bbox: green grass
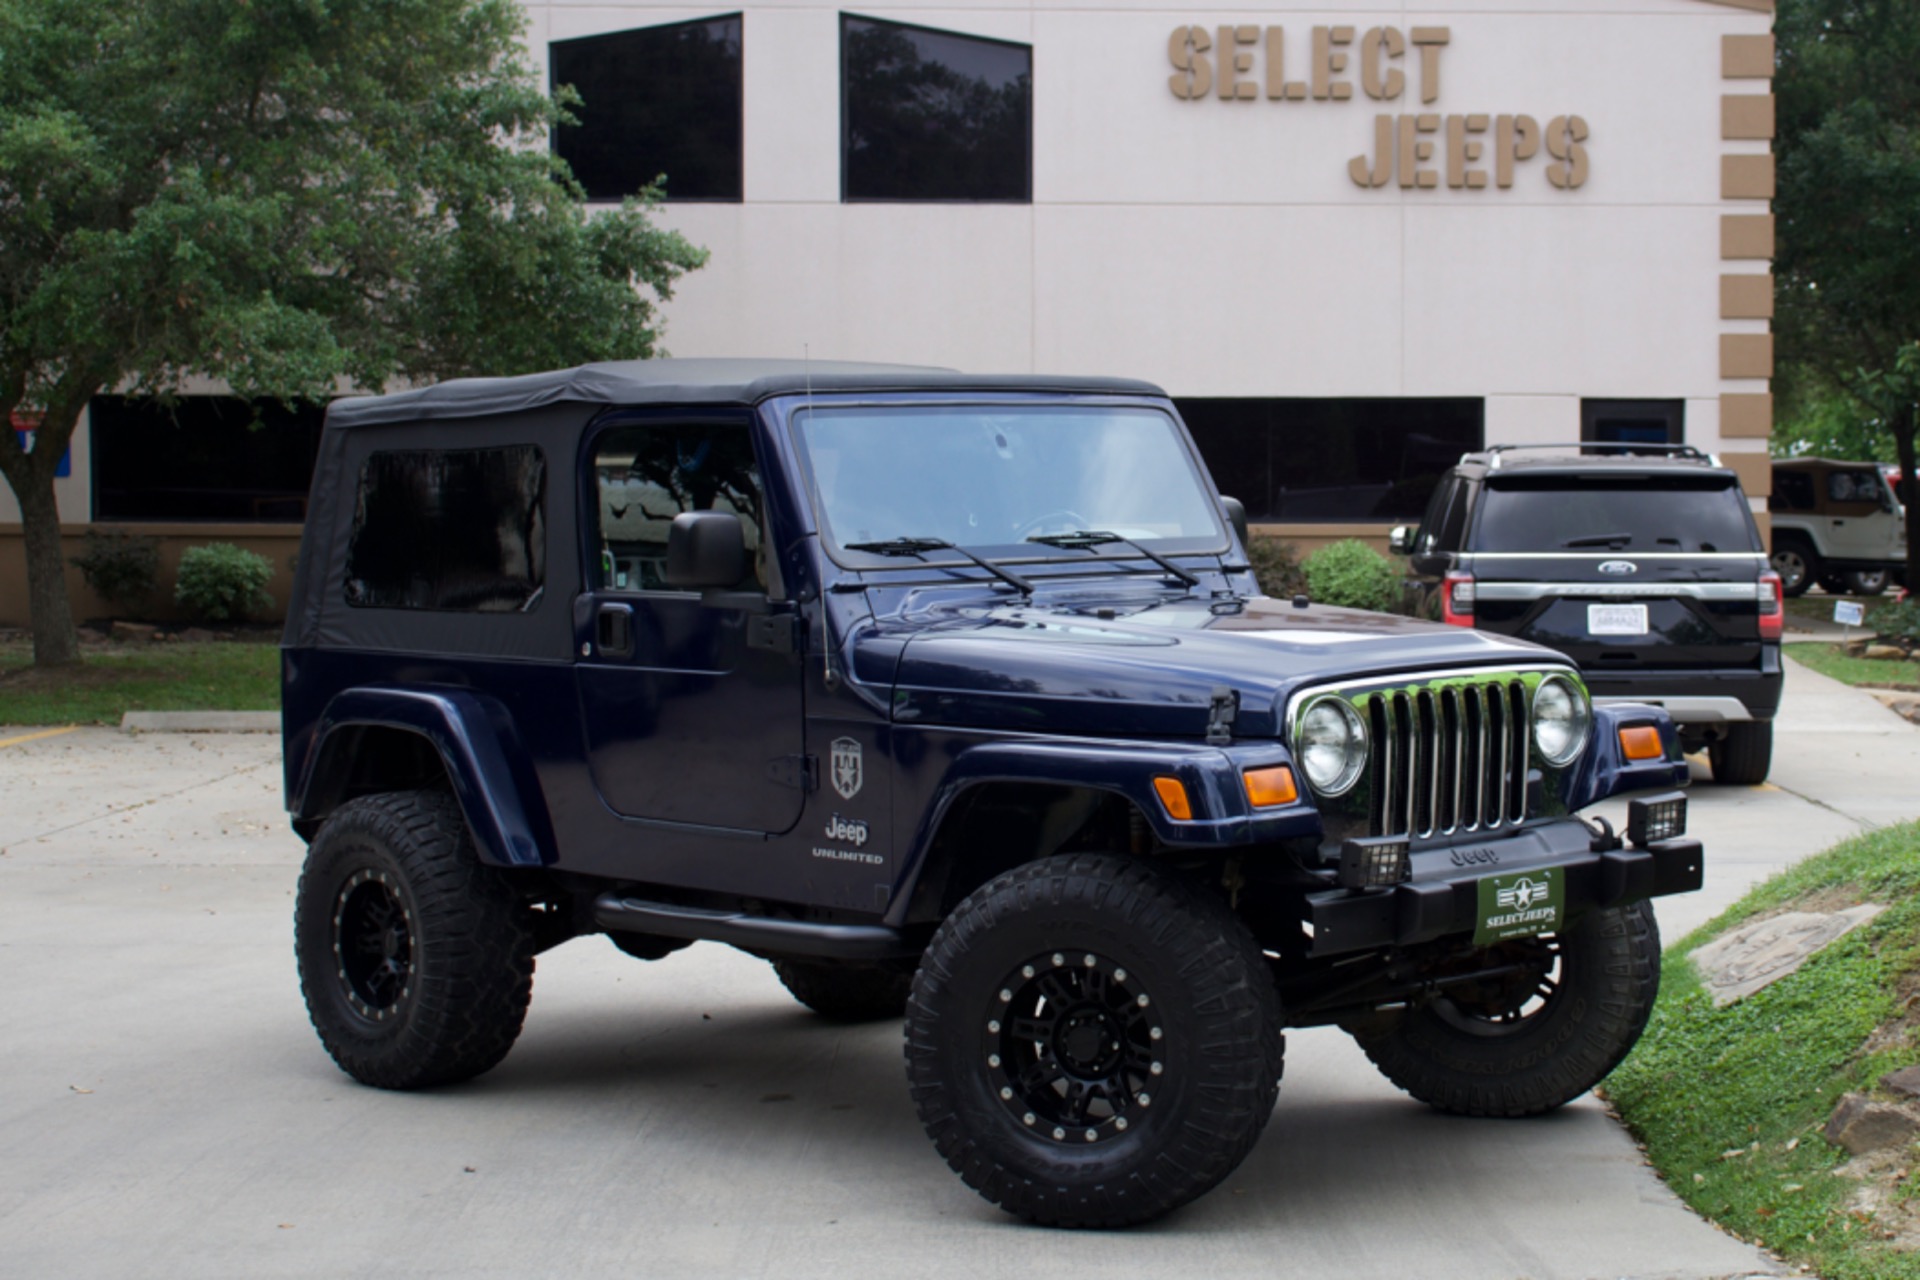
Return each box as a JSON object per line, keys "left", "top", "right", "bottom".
{"left": 0, "top": 642, "right": 280, "bottom": 725}
{"left": 1788, "top": 641, "right": 1920, "bottom": 690}
{"left": 1607, "top": 821, "right": 1920, "bottom": 1280}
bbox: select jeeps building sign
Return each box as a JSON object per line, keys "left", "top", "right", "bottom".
{"left": 1167, "top": 24, "right": 1591, "bottom": 190}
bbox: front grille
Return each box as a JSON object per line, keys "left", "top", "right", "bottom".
{"left": 1360, "top": 678, "right": 1530, "bottom": 839}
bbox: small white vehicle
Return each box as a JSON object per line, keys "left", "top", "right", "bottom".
{"left": 1769, "top": 458, "right": 1907, "bottom": 596}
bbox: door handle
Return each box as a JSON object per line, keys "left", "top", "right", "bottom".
{"left": 597, "top": 603, "right": 634, "bottom": 658}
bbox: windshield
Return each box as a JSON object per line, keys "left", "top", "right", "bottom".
{"left": 1475, "top": 475, "right": 1757, "bottom": 553}
{"left": 793, "top": 404, "right": 1226, "bottom": 558}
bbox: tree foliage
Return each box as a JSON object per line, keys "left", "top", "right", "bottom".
{"left": 0, "top": 0, "right": 708, "bottom": 664}
{"left": 1774, "top": 0, "right": 1920, "bottom": 579}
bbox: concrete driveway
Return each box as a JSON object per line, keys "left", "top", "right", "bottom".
{"left": 2, "top": 655, "right": 1914, "bottom": 1280}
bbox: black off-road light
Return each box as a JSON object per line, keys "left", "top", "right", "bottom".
{"left": 1338, "top": 837, "right": 1412, "bottom": 889}
{"left": 1627, "top": 792, "right": 1688, "bottom": 847}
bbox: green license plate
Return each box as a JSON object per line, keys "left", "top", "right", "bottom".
{"left": 1474, "top": 867, "right": 1565, "bottom": 946}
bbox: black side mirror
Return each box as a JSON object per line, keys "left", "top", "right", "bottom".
{"left": 665, "top": 511, "right": 748, "bottom": 589}
{"left": 1410, "top": 551, "right": 1455, "bottom": 577}
{"left": 1219, "top": 496, "right": 1250, "bottom": 549}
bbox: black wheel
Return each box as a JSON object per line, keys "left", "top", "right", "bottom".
{"left": 1818, "top": 572, "right": 1849, "bottom": 595}
{"left": 904, "top": 854, "right": 1282, "bottom": 1228}
{"left": 1346, "top": 901, "right": 1659, "bottom": 1116}
{"left": 1847, "top": 569, "right": 1891, "bottom": 596}
{"left": 773, "top": 958, "right": 915, "bottom": 1022}
{"left": 1709, "top": 720, "right": 1773, "bottom": 785}
{"left": 1771, "top": 536, "right": 1819, "bottom": 597}
{"left": 294, "top": 791, "right": 535, "bottom": 1089}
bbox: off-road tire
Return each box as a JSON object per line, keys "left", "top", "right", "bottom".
{"left": 905, "top": 854, "right": 1283, "bottom": 1228}
{"left": 773, "top": 958, "right": 915, "bottom": 1022}
{"left": 1346, "top": 901, "right": 1659, "bottom": 1117}
{"left": 1710, "top": 721, "right": 1773, "bottom": 786}
{"left": 1771, "top": 535, "right": 1819, "bottom": 598}
{"left": 1846, "top": 569, "right": 1891, "bottom": 597}
{"left": 295, "top": 790, "right": 535, "bottom": 1090}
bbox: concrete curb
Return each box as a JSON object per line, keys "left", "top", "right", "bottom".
{"left": 121, "top": 711, "right": 279, "bottom": 733}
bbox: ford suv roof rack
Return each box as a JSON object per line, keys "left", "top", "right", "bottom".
{"left": 1467, "top": 442, "right": 1718, "bottom": 470}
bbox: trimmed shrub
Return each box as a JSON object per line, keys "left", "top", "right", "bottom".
{"left": 174, "top": 543, "right": 275, "bottom": 622}
{"left": 1247, "top": 536, "right": 1307, "bottom": 599}
{"left": 71, "top": 531, "right": 161, "bottom": 613}
{"left": 1302, "top": 539, "right": 1401, "bottom": 613}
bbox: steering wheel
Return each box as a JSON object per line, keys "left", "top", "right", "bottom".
{"left": 1014, "top": 509, "right": 1090, "bottom": 541}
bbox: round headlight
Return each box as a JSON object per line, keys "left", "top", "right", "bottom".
{"left": 1297, "top": 698, "right": 1368, "bottom": 796}
{"left": 1532, "top": 675, "right": 1591, "bottom": 767}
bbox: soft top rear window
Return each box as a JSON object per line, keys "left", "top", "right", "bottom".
{"left": 1475, "top": 474, "right": 1756, "bottom": 554}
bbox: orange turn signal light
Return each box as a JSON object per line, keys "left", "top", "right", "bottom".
{"left": 1618, "top": 725, "right": 1663, "bottom": 761}
{"left": 1152, "top": 776, "right": 1193, "bottom": 821}
{"left": 1243, "top": 765, "right": 1299, "bottom": 808}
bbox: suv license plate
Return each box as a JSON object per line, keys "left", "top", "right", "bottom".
{"left": 1588, "top": 603, "right": 1649, "bottom": 636}
{"left": 1474, "top": 868, "right": 1565, "bottom": 946}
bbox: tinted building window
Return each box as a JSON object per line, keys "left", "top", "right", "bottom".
{"left": 346, "top": 447, "right": 547, "bottom": 612}
{"left": 1582, "top": 399, "right": 1684, "bottom": 447}
{"left": 551, "top": 15, "right": 743, "bottom": 202}
{"left": 1178, "top": 399, "right": 1483, "bottom": 523}
{"left": 842, "top": 15, "right": 1031, "bottom": 202}
{"left": 91, "top": 395, "right": 324, "bottom": 522}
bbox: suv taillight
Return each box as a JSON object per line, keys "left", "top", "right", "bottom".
{"left": 1756, "top": 570, "right": 1784, "bottom": 641}
{"left": 1442, "top": 571, "right": 1476, "bottom": 627}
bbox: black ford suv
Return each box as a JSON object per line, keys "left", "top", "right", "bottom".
{"left": 284, "top": 362, "right": 1703, "bottom": 1228}
{"left": 1393, "top": 444, "right": 1784, "bottom": 785}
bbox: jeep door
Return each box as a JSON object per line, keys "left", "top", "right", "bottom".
{"left": 1821, "top": 466, "right": 1901, "bottom": 563}
{"left": 573, "top": 414, "right": 807, "bottom": 834}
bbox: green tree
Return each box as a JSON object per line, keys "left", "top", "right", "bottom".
{"left": 1774, "top": 0, "right": 1920, "bottom": 580}
{"left": 0, "top": 0, "right": 707, "bottom": 666}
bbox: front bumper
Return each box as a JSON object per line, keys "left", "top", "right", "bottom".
{"left": 1303, "top": 817, "right": 1702, "bottom": 958}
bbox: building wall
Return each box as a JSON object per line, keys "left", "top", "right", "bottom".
{"left": 525, "top": 0, "right": 1775, "bottom": 524}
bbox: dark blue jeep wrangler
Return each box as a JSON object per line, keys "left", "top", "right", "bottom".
{"left": 284, "top": 359, "right": 1702, "bottom": 1228}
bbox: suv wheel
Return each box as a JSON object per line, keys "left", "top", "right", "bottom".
{"left": 773, "top": 958, "right": 915, "bottom": 1022}
{"left": 295, "top": 791, "right": 535, "bottom": 1089}
{"left": 904, "top": 854, "right": 1282, "bottom": 1228}
{"left": 1709, "top": 721, "right": 1773, "bottom": 786}
{"left": 1847, "top": 569, "right": 1891, "bottom": 597}
{"left": 1771, "top": 536, "right": 1819, "bottom": 598}
{"left": 1345, "top": 901, "right": 1659, "bottom": 1116}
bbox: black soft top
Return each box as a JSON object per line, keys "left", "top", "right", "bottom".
{"left": 324, "top": 358, "right": 1166, "bottom": 429}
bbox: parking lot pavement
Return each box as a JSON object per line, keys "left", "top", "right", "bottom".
{"left": 8, "top": 660, "right": 1910, "bottom": 1279}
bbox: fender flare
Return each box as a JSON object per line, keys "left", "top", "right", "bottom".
{"left": 292, "top": 686, "right": 557, "bottom": 867}
{"left": 1562, "top": 703, "right": 1692, "bottom": 812}
{"left": 883, "top": 737, "right": 1320, "bottom": 927}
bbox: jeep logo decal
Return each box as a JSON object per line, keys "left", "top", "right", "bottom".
{"left": 1598, "top": 560, "right": 1638, "bottom": 576}
{"left": 830, "top": 737, "right": 863, "bottom": 800}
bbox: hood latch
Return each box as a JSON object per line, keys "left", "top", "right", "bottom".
{"left": 1206, "top": 686, "right": 1239, "bottom": 746}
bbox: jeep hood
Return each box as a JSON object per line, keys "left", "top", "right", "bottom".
{"left": 872, "top": 594, "right": 1560, "bottom": 739}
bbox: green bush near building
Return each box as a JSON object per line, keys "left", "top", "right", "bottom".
{"left": 1302, "top": 539, "right": 1401, "bottom": 613}
{"left": 174, "top": 544, "right": 275, "bottom": 622}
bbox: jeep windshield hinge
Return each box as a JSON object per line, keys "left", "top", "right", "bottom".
{"left": 1207, "top": 686, "right": 1239, "bottom": 746}
{"left": 768, "top": 755, "right": 817, "bottom": 791}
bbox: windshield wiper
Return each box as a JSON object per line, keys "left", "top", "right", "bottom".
{"left": 1026, "top": 530, "right": 1202, "bottom": 588}
{"left": 1562, "top": 532, "right": 1633, "bottom": 549}
{"left": 844, "top": 537, "right": 1033, "bottom": 595}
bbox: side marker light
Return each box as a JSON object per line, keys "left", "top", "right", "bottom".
{"left": 1152, "top": 776, "right": 1192, "bottom": 821}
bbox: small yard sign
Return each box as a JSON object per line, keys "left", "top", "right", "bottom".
{"left": 1834, "top": 600, "right": 1866, "bottom": 627}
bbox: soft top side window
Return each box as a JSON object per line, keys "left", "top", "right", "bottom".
{"left": 592, "top": 422, "right": 767, "bottom": 593}
{"left": 345, "top": 445, "right": 546, "bottom": 612}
